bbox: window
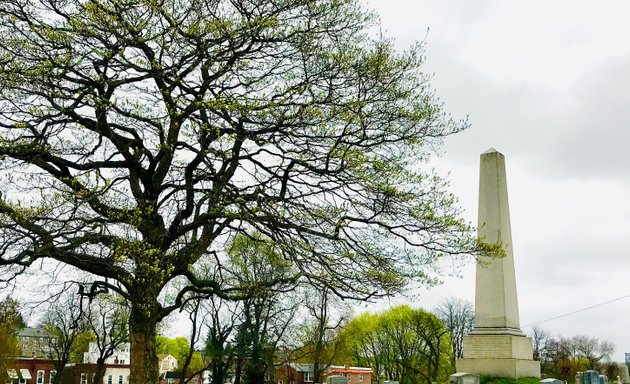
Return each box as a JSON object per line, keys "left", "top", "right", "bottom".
{"left": 107, "top": 375, "right": 113, "bottom": 384}
{"left": 359, "top": 374, "right": 364, "bottom": 382}
{"left": 118, "top": 375, "right": 123, "bottom": 384}
{"left": 49, "top": 370, "right": 57, "bottom": 384}
{"left": 119, "top": 360, "right": 125, "bottom": 364}
{"left": 19, "top": 379, "right": 26, "bottom": 384}
{"left": 304, "top": 372, "right": 312, "bottom": 382}
{"left": 37, "top": 370, "right": 45, "bottom": 384}
{"left": 81, "top": 373, "right": 88, "bottom": 384}
{"left": 167, "top": 379, "right": 174, "bottom": 384}
{"left": 265, "top": 374, "right": 271, "bottom": 381}
{"left": 278, "top": 380, "right": 284, "bottom": 384}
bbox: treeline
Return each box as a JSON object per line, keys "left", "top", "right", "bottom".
{"left": 2, "top": 235, "right": 618, "bottom": 384}
{"left": 530, "top": 326, "right": 617, "bottom": 381}
{"left": 1, "top": 288, "right": 475, "bottom": 384}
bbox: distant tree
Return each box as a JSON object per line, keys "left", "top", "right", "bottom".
{"left": 0, "top": 0, "right": 494, "bottom": 382}
{"left": 174, "top": 299, "right": 210, "bottom": 384}
{"left": 529, "top": 325, "right": 551, "bottom": 361}
{"left": 156, "top": 336, "right": 202, "bottom": 371}
{"left": 228, "top": 235, "right": 299, "bottom": 384}
{"left": 531, "top": 330, "right": 615, "bottom": 380}
{"left": 341, "top": 306, "right": 451, "bottom": 384}
{"left": 85, "top": 293, "right": 130, "bottom": 384}
{"left": 0, "top": 297, "right": 24, "bottom": 383}
{"left": 0, "top": 296, "right": 25, "bottom": 329}
{"left": 573, "top": 335, "right": 614, "bottom": 370}
{"left": 43, "top": 290, "right": 93, "bottom": 384}
{"left": 295, "top": 287, "right": 349, "bottom": 383}
{"left": 204, "top": 298, "right": 238, "bottom": 384}
{"left": 434, "top": 297, "right": 474, "bottom": 367}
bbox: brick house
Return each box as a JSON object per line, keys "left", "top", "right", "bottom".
{"left": 7, "top": 358, "right": 57, "bottom": 384}
{"left": 326, "top": 366, "right": 371, "bottom": 384}
{"left": 274, "top": 364, "right": 372, "bottom": 384}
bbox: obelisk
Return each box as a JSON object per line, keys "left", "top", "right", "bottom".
{"left": 456, "top": 149, "right": 540, "bottom": 378}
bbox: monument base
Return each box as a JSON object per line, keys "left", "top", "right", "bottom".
{"left": 456, "top": 333, "right": 540, "bottom": 378}
{"left": 456, "top": 358, "right": 541, "bottom": 379}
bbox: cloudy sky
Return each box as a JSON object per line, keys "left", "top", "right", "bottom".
{"left": 361, "top": 0, "right": 630, "bottom": 362}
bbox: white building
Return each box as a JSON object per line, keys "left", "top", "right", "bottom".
{"left": 83, "top": 342, "right": 131, "bottom": 365}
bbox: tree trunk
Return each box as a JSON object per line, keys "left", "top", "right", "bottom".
{"left": 94, "top": 359, "right": 106, "bottom": 384}
{"left": 129, "top": 298, "right": 160, "bottom": 384}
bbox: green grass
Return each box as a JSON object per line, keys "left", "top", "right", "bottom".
{"left": 480, "top": 376, "right": 540, "bottom": 384}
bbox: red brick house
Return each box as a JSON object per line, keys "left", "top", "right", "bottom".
{"left": 6, "top": 359, "right": 131, "bottom": 384}
{"left": 7, "top": 358, "right": 57, "bottom": 384}
{"left": 274, "top": 364, "right": 372, "bottom": 384}
{"left": 326, "top": 366, "right": 371, "bottom": 384}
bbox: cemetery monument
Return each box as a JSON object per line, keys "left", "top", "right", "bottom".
{"left": 456, "top": 149, "right": 541, "bottom": 378}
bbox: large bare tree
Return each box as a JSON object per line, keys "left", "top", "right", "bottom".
{"left": 0, "top": 0, "right": 492, "bottom": 382}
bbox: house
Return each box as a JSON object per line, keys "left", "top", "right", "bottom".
{"left": 274, "top": 364, "right": 372, "bottom": 384}
{"left": 17, "top": 327, "right": 56, "bottom": 358}
{"left": 63, "top": 362, "right": 131, "bottom": 384}
{"left": 326, "top": 366, "right": 371, "bottom": 384}
{"left": 157, "top": 354, "right": 178, "bottom": 374}
{"left": 159, "top": 371, "right": 205, "bottom": 384}
{"left": 83, "top": 342, "right": 130, "bottom": 365}
{"left": 6, "top": 358, "right": 57, "bottom": 384}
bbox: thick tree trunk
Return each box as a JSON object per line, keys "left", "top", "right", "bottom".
{"left": 129, "top": 298, "right": 160, "bottom": 384}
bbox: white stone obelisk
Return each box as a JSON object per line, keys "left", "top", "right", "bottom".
{"left": 456, "top": 148, "right": 540, "bottom": 378}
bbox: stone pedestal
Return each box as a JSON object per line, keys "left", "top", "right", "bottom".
{"left": 456, "top": 149, "right": 540, "bottom": 379}
{"left": 457, "top": 334, "right": 540, "bottom": 378}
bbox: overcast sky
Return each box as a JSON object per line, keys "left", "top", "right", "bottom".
{"left": 361, "top": 0, "right": 630, "bottom": 362}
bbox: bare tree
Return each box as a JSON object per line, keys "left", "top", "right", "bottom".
{"left": 530, "top": 325, "right": 551, "bottom": 361}
{"left": 574, "top": 335, "right": 615, "bottom": 369}
{"left": 434, "top": 297, "right": 474, "bottom": 367}
{"left": 204, "top": 298, "right": 239, "bottom": 384}
{"left": 297, "top": 287, "right": 349, "bottom": 383}
{"left": 43, "top": 289, "right": 91, "bottom": 384}
{"left": 0, "top": 0, "right": 490, "bottom": 382}
{"left": 85, "top": 293, "right": 130, "bottom": 384}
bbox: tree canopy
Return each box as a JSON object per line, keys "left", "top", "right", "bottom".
{"left": 340, "top": 305, "right": 451, "bottom": 384}
{"left": 0, "top": 0, "right": 488, "bottom": 382}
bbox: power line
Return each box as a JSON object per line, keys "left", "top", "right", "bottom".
{"left": 522, "top": 293, "right": 630, "bottom": 328}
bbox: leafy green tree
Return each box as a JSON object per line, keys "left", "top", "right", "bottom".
{"left": 0, "top": 0, "right": 494, "bottom": 382}
{"left": 340, "top": 306, "right": 451, "bottom": 384}
{"left": 156, "top": 335, "right": 205, "bottom": 373}
{"left": 0, "top": 297, "right": 24, "bottom": 383}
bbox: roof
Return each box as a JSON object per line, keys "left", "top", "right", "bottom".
{"left": 286, "top": 364, "right": 372, "bottom": 374}
{"left": 329, "top": 366, "right": 372, "bottom": 373}
{"left": 18, "top": 327, "right": 52, "bottom": 338}
{"left": 162, "top": 371, "right": 183, "bottom": 379}
{"left": 288, "top": 363, "right": 314, "bottom": 373}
